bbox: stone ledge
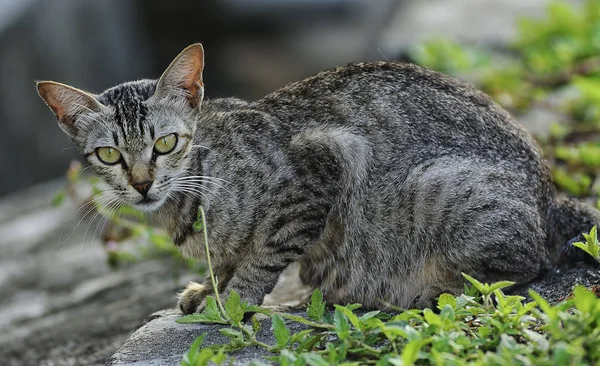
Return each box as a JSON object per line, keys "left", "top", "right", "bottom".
{"left": 106, "top": 308, "right": 309, "bottom": 366}
{"left": 107, "top": 265, "right": 600, "bottom": 366}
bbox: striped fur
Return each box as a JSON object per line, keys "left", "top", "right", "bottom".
{"left": 38, "top": 45, "right": 600, "bottom": 314}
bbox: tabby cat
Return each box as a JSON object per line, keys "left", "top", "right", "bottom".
{"left": 37, "top": 43, "right": 600, "bottom": 313}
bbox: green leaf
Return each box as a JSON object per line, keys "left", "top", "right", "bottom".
{"left": 177, "top": 296, "right": 227, "bottom": 324}
{"left": 528, "top": 290, "right": 557, "bottom": 321}
{"left": 437, "top": 293, "right": 456, "bottom": 310}
{"left": 211, "top": 347, "right": 227, "bottom": 365}
{"left": 307, "top": 289, "right": 326, "bottom": 321}
{"left": 345, "top": 303, "right": 362, "bottom": 311}
{"left": 462, "top": 273, "right": 487, "bottom": 295}
{"left": 401, "top": 339, "right": 429, "bottom": 365}
{"left": 192, "top": 206, "right": 204, "bottom": 232}
{"left": 193, "top": 348, "right": 216, "bottom": 366}
{"left": 51, "top": 190, "right": 66, "bottom": 207}
{"left": 439, "top": 304, "right": 455, "bottom": 322}
{"left": 177, "top": 313, "right": 228, "bottom": 325}
{"left": 301, "top": 352, "right": 330, "bottom": 366}
{"left": 360, "top": 311, "right": 381, "bottom": 321}
{"left": 251, "top": 314, "right": 261, "bottom": 334}
{"left": 334, "top": 305, "right": 360, "bottom": 329}
{"left": 573, "top": 285, "right": 598, "bottom": 315}
{"left": 225, "top": 290, "right": 245, "bottom": 325}
{"left": 289, "top": 329, "right": 315, "bottom": 349}
{"left": 487, "top": 281, "right": 516, "bottom": 293}
{"left": 205, "top": 296, "right": 226, "bottom": 321}
{"left": 423, "top": 308, "right": 442, "bottom": 327}
{"left": 219, "top": 328, "right": 243, "bottom": 339}
{"left": 271, "top": 314, "right": 290, "bottom": 348}
{"left": 181, "top": 333, "right": 206, "bottom": 366}
{"left": 579, "top": 226, "right": 600, "bottom": 260}
{"left": 277, "top": 349, "right": 298, "bottom": 365}
{"left": 552, "top": 168, "right": 591, "bottom": 197}
{"left": 333, "top": 308, "right": 351, "bottom": 340}
{"left": 574, "top": 241, "right": 594, "bottom": 257}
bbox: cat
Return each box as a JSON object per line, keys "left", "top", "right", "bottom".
{"left": 37, "top": 43, "right": 600, "bottom": 313}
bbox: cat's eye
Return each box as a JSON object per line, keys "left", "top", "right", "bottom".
{"left": 96, "top": 147, "right": 122, "bottom": 165}
{"left": 154, "top": 133, "right": 178, "bottom": 154}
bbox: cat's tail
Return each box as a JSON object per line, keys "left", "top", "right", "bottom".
{"left": 548, "top": 196, "right": 600, "bottom": 265}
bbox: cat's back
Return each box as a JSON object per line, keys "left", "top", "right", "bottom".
{"left": 258, "top": 61, "right": 490, "bottom": 109}
{"left": 253, "top": 62, "right": 546, "bottom": 176}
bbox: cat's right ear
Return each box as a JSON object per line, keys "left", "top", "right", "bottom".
{"left": 154, "top": 43, "right": 204, "bottom": 108}
{"left": 36, "top": 81, "right": 106, "bottom": 138}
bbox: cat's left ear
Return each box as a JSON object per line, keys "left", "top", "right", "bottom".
{"left": 154, "top": 43, "right": 204, "bottom": 108}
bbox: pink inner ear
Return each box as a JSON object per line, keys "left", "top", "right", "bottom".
{"left": 155, "top": 44, "right": 205, "bottom": 105}
{"left": 39, "top": 86, "right": 68, "bottom": 121}
{"left": 178, "top": 55, "right": 204, "bottom": 106}
{"left": 182, "top": 69, "right": 203, "bottom": 97}
{"left": 49, "top": 97, "right": 68, "bottom": 121}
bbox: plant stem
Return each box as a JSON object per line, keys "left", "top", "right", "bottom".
{"left": 199, "top": 206, "right": 228, "bottom": 319}
{"left": 276, "top": 312, "right": 335, "bottom": 329}
{"left": 240, "top": 326, "right": 273, "bottom": 351}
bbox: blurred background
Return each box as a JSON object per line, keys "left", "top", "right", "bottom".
{"left": 3, "top": 0, "right": 600, "bottom": 365}
{"left": 0, "top": 0, "right": 553, "bottom": 197}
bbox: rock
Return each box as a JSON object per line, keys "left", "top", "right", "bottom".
{"left": 106, "top": 309, "right": 310, "bottom": 366}
{"left": 0, "top": 180, "right": 197, "bottom": 366}
{"left": 513, "top": 264, "right": 600, "bottom": 303}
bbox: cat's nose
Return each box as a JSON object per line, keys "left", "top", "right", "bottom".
{"left": 132, "top": 180, "right": 153, "bottom": 197}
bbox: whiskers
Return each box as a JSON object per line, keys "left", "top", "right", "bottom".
{"left": 59, "top": 189, "right": 122, "bottom": 253}
{"left": 171, "top": 174, "right": 233, "bottom": 202}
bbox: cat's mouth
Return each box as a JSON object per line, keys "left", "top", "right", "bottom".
{"left": 139, "top": 197, "right": 157, "bottom": 204}
{"left": 134, "top": 196, "right": 166, "bottom": 212}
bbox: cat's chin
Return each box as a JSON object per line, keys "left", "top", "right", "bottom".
{"left": 132, "top": 196, "right": 167, "bottom": 213}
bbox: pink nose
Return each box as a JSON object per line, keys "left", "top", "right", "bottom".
{"left": 132, "top": 181, "right": 153, "bottom": 197}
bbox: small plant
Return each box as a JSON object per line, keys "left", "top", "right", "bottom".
{"left": 573, "top": 225, "right": 600, "bottom": 262}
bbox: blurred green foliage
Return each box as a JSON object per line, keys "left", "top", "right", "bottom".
{"left": 411, "top": 0, "right": 600, "bottom": 202}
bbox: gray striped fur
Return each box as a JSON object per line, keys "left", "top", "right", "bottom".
{"left": 37, "top": 44, "right": 600, "bottom": 313}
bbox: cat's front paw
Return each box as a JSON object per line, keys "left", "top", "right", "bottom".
{"left": 178, "top": 281, "right": 210, "bottom": 314}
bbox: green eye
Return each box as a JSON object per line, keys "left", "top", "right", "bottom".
{"left": 96, "top": 147, "right": 122, "bottom": 165}
{"left": 154, "top": 133, "right": 178, "bottom": 154}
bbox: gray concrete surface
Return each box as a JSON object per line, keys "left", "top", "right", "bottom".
{"left": 106, "top": 309, "right": 309, "bottom": 366}
{"left": 0, "top": 180, "right": 195, "bottom": 365}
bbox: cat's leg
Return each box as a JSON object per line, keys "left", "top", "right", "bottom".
{"left": 409, "top": 200, "right": 550, "bottom": 309}
{"left": 221, "top": 203, "right": 330, "bottom": 306}
{"left": 178, "top": 281, "right": 211, "bottom": 314}
{"left": 178, "top": 263, "right": 235, "bottom": 314}
{"left": 215, "top": 128, "right": 360, "bottom": 307}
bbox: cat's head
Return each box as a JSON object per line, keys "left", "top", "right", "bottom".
{"left": 37, "top": 44, "right": 205, "bottom": 212}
